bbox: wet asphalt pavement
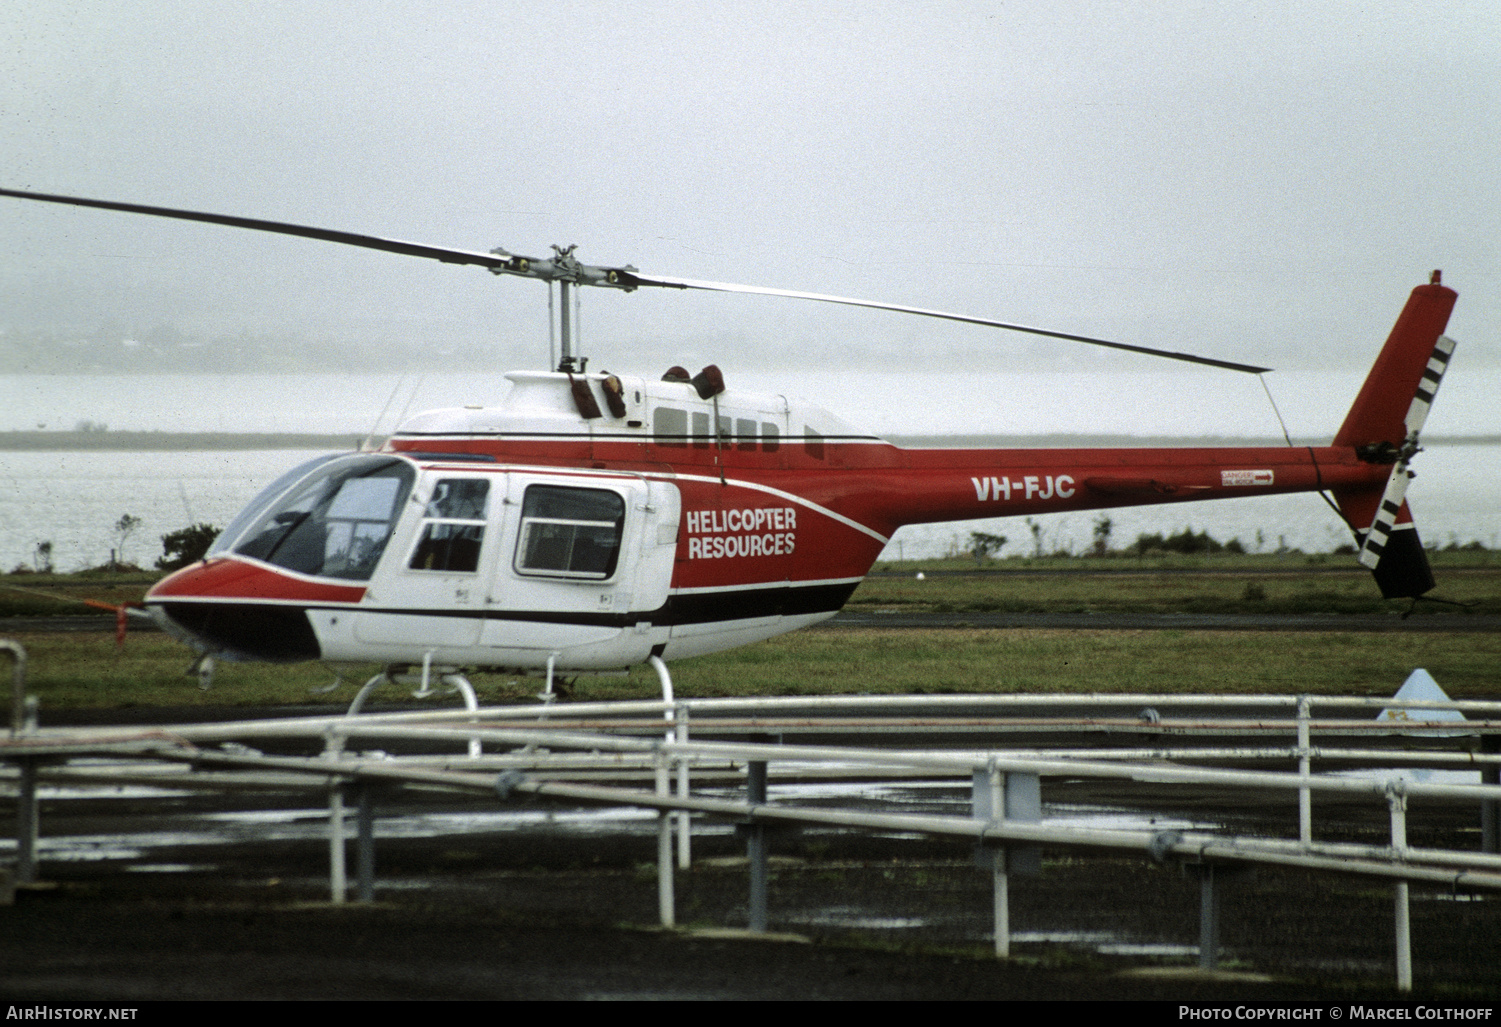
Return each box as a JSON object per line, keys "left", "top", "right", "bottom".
{"left": 3, "top": 741, "right": 1500, "bottom": 1001}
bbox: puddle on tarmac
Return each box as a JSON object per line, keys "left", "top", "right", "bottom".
{"left": 0, "top": 776, "right": 1220, "bottom": 865}
{"left": 1013, "top": 932, "right": 1200, "bottom": 958}
{"left": 785, "top": 908, "right": 931, "bottom": 930}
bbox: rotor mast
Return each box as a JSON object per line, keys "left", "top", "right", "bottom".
{"left": 559, "top": 279, "right": 573, "bottom": 369}
{"left": 489, "top": 242, "right": 637, "bottom": 372}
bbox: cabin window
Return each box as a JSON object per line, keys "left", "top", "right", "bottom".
{"left": 232, "top": 456, "right": 415, "bottom": 581}
{"left": 514, "top": 485, "right": 625, "bottom": 580}
{"left": 736, "top": 418, "right": 757, "bottom": 451}
{"left": 692, "top": 411, "right": 711, "bottom": 449}
{"left": 804, "top": 426, "right": 824, "bottom": 460}
{"left": 409, "top": 478, "right": 489, "bottom": 572}
{"left": 655, "top": 407, "right": 687, "bottom": 447}
{"left": 761, "top": 422, "right": 780, "bottom": 453}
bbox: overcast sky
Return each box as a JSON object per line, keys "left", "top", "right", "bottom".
{"left": 3, "top": 1, "right": 1498, "bottom": 436}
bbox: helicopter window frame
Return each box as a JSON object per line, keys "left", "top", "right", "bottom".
{"left": 654, "top": 406, "right": 687, "bottom": 448}
{"left": 408, "top": 477, "right": 491, "bottom": 574}
{"left": 761, "top": 422, "right": 780, "bottom": 453}
{"left": 804, "top": 426, "right": 824, "bottom": 461}
{"left": 513, "top": 484, "right": 627, "bottom": 582}
{"left": 229, "top": 456, "right": 415, "bottom": 582}
{"left": 209, "top": 453, "right": 346, "bottom": 558}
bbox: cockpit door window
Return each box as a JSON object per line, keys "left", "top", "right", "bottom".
{"left": 409, "top": 478, "right": 490, "bottom": 572}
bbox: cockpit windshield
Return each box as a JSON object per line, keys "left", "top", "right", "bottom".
{"left": 227, "top": 455, "right": 415, "bottom": 580}
{"left": 208, "top": 453, "right": 345, "bottom": 559}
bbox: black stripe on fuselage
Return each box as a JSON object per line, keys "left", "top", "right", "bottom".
{"left": 391, "top": 432, "right": 885, "bottom": 443}
{"left": 155, "top": 580, "right": 860, "bottom": 658}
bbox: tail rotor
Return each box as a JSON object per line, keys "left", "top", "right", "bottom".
{"left": 1355, "top": 334, "right": 1457, "bottom": 574}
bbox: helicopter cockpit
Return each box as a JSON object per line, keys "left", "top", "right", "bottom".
{"left": 216, "top": 454, "right": 416, "bottom": 581}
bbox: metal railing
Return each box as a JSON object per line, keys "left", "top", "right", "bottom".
{"left": 4, "top": 690, "right": 1501, "bottom": 990}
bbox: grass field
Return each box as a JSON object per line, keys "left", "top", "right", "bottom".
{"left": 2, "top": 552, "right": 1498, "bottom": 709}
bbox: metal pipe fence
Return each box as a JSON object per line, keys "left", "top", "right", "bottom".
{"left": 5, "top": 687, "right": 1501, "bottom": 991}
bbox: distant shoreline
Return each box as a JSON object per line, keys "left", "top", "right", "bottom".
{"left": 2, "top": 430, "right": 1497, "bottom": 451}
{"left": 0, "top": 431, "right": 368, "bottom": 451}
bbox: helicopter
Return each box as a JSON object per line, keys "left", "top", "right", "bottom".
{"left": 0, "top": 188, "right": 1460, "bottom": 700}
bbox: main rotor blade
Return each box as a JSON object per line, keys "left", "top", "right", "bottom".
{"left": 624, "top": 273, "right": 1272, "bottom": 374}
{"left": 3, "top": 186, "right": 1272, "bottom": 372}
{"left": 0, "top": 187, "right": 512, "bottom": 270}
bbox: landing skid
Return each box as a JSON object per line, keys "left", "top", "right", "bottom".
{"left": 339, "top": 654, "right": 677, "bottom": 760}
{"left": 347, "top": 653, "right": 480, "bottom": 757}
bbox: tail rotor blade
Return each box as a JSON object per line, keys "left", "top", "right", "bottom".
{"left": 1404, "top": 335, "right": 1457, "bottom": 437}
{"left": 1357, "top": 464, "right": 1412, "bottom": 570}
{"left": 1357, "top": 335, "right": 1456, "bottom": 571}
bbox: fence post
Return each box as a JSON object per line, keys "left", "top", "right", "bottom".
{"left": 1481, "top": 734, "right": 1499, "bottom": 854}
{"left": 676, "top": 704, "right": 692, "bottom": 869}
{"left": 972, "top": 764, "right": 1006, "bottom": 955}
{"left": 4, "top": 644, "right": 38, "bottom": 886}
{"left": 324, "top": 730, "right": 347, "bottom": 905}
{"left": 656, "top": 748, "right": 675, "bottom": 928}
{"left": 15, "top": 757, "right": 38, "bottom": 885}
{"left": 1297, "top": 694, "right": 1312, "bottom": 846}
{"left": 355, "top": 781, "right": 375, "bottom": 903}
{"left": 1387, "top": 780, "right": 1412, "bottom": 993}
{"left": 1199, "top": 865, "right": 1221, "bottom": 969}
{"left": 746, "top": 759, "right": 769, "bottom": 933}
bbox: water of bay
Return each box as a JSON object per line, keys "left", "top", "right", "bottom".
{"left": 1, "top": 373, "right": 1496, "bottom": 571}
{"left": 3, "top": 442, "right": 1496, "bottom": 575}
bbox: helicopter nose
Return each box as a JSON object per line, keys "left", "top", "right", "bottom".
{"left": 148, "top": 599, "right": 322, "bottom": 663}
{"left": 146, "top": 560, "right": 335, "bottom": 663}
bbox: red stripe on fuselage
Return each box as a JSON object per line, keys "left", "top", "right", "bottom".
{"left": 382, "top": 437, "right": 1390, "bottom": 588}
{"left": 148, "top": 557, "right": 367, "bottom": 604}
{"left": 391, "top": 435, "right": 1387, "bottom": 529}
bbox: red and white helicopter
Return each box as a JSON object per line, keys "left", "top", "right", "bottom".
{"left": 1, "top": 188, "right": 1460, "bottom": 700}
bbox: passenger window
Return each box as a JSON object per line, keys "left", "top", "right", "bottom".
{"left": 761, "top": 422, "right": 780, "bottom": 453}
{"left": 655, "top": 407, "right": 687, "bottom": 447}
{"left": 804, "top": 426, "right": 824, "bottom": 460}
{"left": 736, "top": 418, "right": 757, "bottom": 451}
{"left": 515, "top": 485, "right": 625, "bottom": 579}
{"left": 692, "top": 411, "right": 711, "bottom": 449}
{"left": 410, "top": 479, "right": 490, "bottom": 572}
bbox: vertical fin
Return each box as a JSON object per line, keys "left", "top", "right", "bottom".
{"left": 1331, "top": 278, "right": 1457, "bottom": 599}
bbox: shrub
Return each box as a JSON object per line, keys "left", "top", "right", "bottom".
{"left": 157, "top": 523, "right": 221, "bottom": 571}
{"left": 1131, "top": 528, "right": 1224, "bottom": 556}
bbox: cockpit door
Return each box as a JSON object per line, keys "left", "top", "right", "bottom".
{"left": 354, "top": 469, "right": 501, "bottom": 647}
